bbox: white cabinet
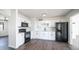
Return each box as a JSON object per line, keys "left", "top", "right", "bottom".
{"left": 16, "top": 33, "right": 24, "bottom": 48}
{"left": 31, "top": 31, "right": 39, "bottom": 39}
{"left": 31, "top": 31, "right": 55, "bottom": 40}
{"left": 40, "top": 32, "right": 51, "bottom": 40}
{"left": 51, "top": 32, "right": 55, "bottom": 40}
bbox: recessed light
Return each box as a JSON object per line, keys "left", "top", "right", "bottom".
{"left": 42, "top": 13, "right": 46, "bottom": 17}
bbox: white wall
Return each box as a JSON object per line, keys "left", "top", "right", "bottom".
{"left": 0, "top": 9, "right": 11, "bottom": 17}
{"left": 8, "top": 9, "right": 16, "bottom": 48}
{"left": 66, "top": 9, "right": 79, "bottom": 49}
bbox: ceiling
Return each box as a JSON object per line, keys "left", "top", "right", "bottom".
{"left": 0, "top": 9, "right": 11, "bottom": 17}
{"left": 19, "top": 9, "right": 71, "bottom": 18}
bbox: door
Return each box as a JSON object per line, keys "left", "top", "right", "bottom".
{"left": 70, "top": 14, "right": 79, "bottom": 48}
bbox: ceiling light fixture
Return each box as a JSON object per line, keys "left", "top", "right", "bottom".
{"left": 42, "top": 13, "right": 46, "bottom": 17}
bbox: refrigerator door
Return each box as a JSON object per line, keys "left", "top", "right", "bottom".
{"left": 61, "top": 23, "right": 68, "bottom": 41}
{"left": 56, "top": 23, "right": 62, "bottom": 41}
{"left": 56, "top": 22, "right": 68, "bottom": 42}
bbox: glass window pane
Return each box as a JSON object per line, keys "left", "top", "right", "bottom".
{"left": 0, "top": 23, "right": 3, "bottom": 31}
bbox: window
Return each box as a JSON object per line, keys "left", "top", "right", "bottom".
{"left": 0, "top": 22, "right": 4, "bottom": 31}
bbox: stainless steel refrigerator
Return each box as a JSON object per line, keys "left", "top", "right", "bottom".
{"left": 55, "top": 22, "right": 68, "bottom": 42}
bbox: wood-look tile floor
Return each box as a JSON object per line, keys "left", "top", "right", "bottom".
{"left": 17, "top": 39, "right": 71, "bottom": 50}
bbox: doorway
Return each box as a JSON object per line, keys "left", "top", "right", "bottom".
{"left": 69, "top": 13, "right": 79, "bottom": 49}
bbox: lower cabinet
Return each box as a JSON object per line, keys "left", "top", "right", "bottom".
{"left": 16, "top": 33, "right": 25, "bottom": 48}
{"left": 31, "top": 31, "right": 39, "bottom": 39}
{"left": 72, "top": 35, "right": 79, "bottom": 49}
{"left": 51, "top": 32, "right": 55, "bottom": 40}
{"left": 31, "top": 31, "right": 55, "bottom": 40}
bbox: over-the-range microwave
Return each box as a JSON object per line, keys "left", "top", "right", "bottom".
{"left": 21, "top": 22, "right": 28, "bottom": 27}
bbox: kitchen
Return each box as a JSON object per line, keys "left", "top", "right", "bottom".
{"left": 13, "top": 9, "right": 69, "bottom": 50}
{"left": 6, "top": 9, "right": 79, "bottom": 50}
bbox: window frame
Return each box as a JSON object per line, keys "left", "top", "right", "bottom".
{"left": 0, "top": 22, "right": 4, "bottom": 31}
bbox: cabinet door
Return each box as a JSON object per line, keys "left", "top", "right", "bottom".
{"left": 38, "top": 32, "right": 44, "bottom": 39}
{"left": 31, "top": 31, "right": 37, "bottom": 39}
{"left": 75, "top": 35, "right": 79, "bottom": 48}
{"left": 17, "top": 33, "right": 24, "bottom": 45}
{"left": 51, "top": 32, "right": 55, "bottom": 40}
{"left": 43, "top": 32, "right": 48, "bottom": 39}
{"left": 39, "top": 32, "right": 51, "bottom": 40}
{"left": 56, "top": 23, "right": 62, "bottom": 41}
{"left": 37, "top": 32, "right": 40, "bottom": 39}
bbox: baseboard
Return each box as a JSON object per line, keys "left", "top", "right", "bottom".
{"left": 8, "top": 47, "right": 15, "bottom": 50}
{"left": 0, "top": 35, "right": 8, "bottom": 38}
